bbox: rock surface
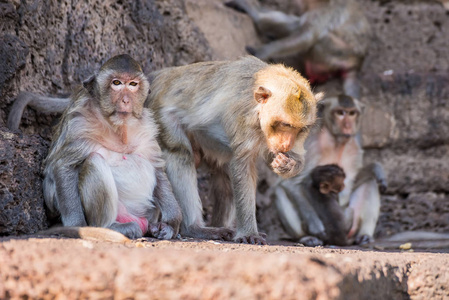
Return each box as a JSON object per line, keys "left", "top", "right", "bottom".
{"left": 0, "top": 237, "right": 448, "bottom": 299}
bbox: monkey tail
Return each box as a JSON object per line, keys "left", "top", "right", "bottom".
{"left": 7, "top": 92, "right": 70, "bottom": 130}
{"left": 37, "top": 226, "right": 131, "bottom": 244}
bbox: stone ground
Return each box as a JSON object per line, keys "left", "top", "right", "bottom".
{"left": 1, "top": 236, "right": 448, "bottom": 299}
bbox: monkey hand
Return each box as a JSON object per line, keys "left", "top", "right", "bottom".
{"left": 149, "top": 222, "right": 176, "bottom": 240}
{"left": 271, "top": 153, "right": 300, "bottom": 177}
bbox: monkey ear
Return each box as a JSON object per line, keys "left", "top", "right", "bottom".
{"left": 319, "top": 182, "right": 331, "bottom": 195}
{"left": 255, "top": 86, "right": 272, "bottom": 104}
{"left": 314, "top": 92, "right": 325, "bottom": 102}
{"left": 83, "top": 75, "right": 96, "bottom": 95}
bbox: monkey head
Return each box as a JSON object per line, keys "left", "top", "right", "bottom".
{"left": 311, "top": 164, "right": 346, "bottom": 195}
{"left": 320, "top": 94, "right": 363, "bottom": 139}
{"left": 255, "top": 64, "right": 323, "bottom": 155}
{"left": 84, "top": 54, "right": 151, "bottom": 126}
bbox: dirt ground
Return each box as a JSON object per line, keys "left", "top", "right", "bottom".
{"left": 0, "top": 236, "right": 448, "bottom": 299}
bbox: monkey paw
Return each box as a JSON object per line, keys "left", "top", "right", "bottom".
{"left": 271, "top": 153, "right": 298, "bottom": 176}
{"left": 149, "top": 222, "right": 176, "bottom": 240}
{"left": 235, "top": 234, "right": 267, "bottom": 245}
{"left": 299, "top": 236, "right": 324, "bottom": 247}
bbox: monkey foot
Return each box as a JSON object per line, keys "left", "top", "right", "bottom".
{"left": 149, "top": 222, "right": 176, "bottom": 240}
{"left": 109, "top": 222, "right": 143, "bottom": 239}
{"left": 299, "top": 236, "right": 324, "bottom": 247}
{"left": 235, "top": 235, "right": 267, "bottom": 245}
{"left": 355, "top": 234, "right": 373, "bottom": 245}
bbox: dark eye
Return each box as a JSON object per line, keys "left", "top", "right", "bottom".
{"left": 129, "top": 81, "right": 138, "bottom": 86}
{"left": 112, "top": 80, "right": 121, "bottom": 86}
{"left": 348, "top": 111, "right": 357, "bottom": 116}
{"left": 281, "top": 122, "right": 293, "bottom": 128}
{"left": 335, "top": 110, "right": 345, "bottom": 116}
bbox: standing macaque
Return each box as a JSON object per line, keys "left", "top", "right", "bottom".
{"left": 282, "top": 164, "right": 351, "bottom": 247}
{"left": 40, "top": 54, "right": 182, "bottom": 240}
{"left": 275, "top": 95, "right": 386, "bottom": 245}
{"left": 148, "top": 56, "right": 322, "bottom": 244}
{"left": 225, "top": 0, "right": 372, "bottom": 99}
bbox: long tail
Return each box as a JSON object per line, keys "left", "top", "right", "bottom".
{"left": 37, "top": 226, "right": 131, "bottom": 244}
{"left": 7, "top": 92, "right": 70, "bottom": 130}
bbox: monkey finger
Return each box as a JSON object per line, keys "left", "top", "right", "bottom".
{"left": 355, "top": 234, "right": 373, "bottom": 245}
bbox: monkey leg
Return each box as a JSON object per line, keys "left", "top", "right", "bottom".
{"left": 347, "top": 179, "right": 380, "bottom": 244}
{"left": 79, "top": 153, "right": 143, "bottom": 239}
{"left": 164, "top": 150, "right": 234, "bottom": 241}
{"left": 210, "top": 165, "right": 235, "bottom": 228}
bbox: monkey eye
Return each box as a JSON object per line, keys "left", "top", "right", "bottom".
{"left": 129, "top": 81, "right": 138, "bottom": 86}
{"left": 112, "top": 80, "right": 122, "bottom": 86}
{"left": 280, "top": 122, "right": 293, "bottom": 128}
{"left": 348, "top": 111, "right": 357, "bottom": 116}
{"left": 335, "top": 110, "right": 345, "bottom": 116}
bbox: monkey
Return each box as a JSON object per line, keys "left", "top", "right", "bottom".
{"left": 7, "top": 56, "right": 321, "bottom": 245}
{"left": 285, "top": 164, "right": 352, "bottom": 247}
{"left": 225, "top": 0, "right": 372, "bottom": 99}
{"left": 148, "top": 56, "right": 322, "bottom": 245}
{"left": 36, "top": 54, "right": 182, "bottom": 240}
{"left": 274, "top": 94, "right": 387, "bottom": 245}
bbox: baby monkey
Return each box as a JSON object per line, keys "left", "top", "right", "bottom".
{"left": 295, "top": 164, "right": 352, "bottom": 246}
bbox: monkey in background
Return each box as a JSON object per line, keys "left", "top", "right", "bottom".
{"left": 35, "top": 55, "right": 182, "bottom": 240}
{"left": 275, "top": 95, "right": 386, "bottom": 245}
{"left": 225, "top": 0, "right": 372, "bottom": 99}
{"left": 7, "top": 56, "right": 322, "bottom": 245}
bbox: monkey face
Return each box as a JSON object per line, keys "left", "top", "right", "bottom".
{"left": 98, "top": 73, "right": 150, "bottom": 125}
{"left": 256, "top": 83, "right": 318, "bottom": 154}
{"left": 330, "top": 107, "right": 359, "bottom": 136}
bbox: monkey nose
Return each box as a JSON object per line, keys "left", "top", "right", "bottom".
{"left": 122, "top": 96, "right": 130, "bottom": 104}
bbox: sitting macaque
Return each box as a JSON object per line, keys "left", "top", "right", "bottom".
{"left": 225, "top": 0, "right": 372, "bottom": 99}
{"left": 275, "top": 95, "right": 387, "bottom": 245}
{"left": 15, "top": 55, "right": 182, "bottom": 240}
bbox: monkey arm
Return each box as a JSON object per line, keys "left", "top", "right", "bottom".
{"left": 7, "top": 92, "right": 70, "bottom": 130}
{"left": 52, "top": 162, "right": 87, "bottom": 227}
{"left": 282, "top": 181, "right": 327, "bottom": 240}
{"left": 152, "top": 166, "right": 182, "bottom": 237}
{"left": 249, "top": 25, "right": 317, "bottom": 60}
{"left": 353, "top": 162, "right": 387, "bottom": 193}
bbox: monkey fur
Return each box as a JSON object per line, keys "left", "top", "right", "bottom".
{"left": 275, "top": 95, "right": 386, "bottom": 245}
{"left": 148, "top": 56, "right": 322, "bottom": 244}
{"left": 38, "top": 54, "right": 182, "bottom": 241}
